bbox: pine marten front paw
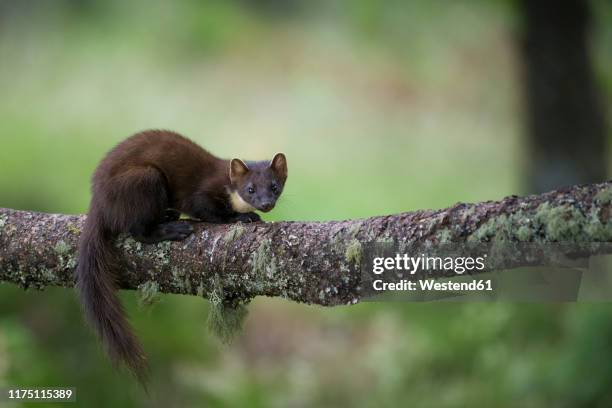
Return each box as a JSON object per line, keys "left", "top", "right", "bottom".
{"left": 164, "top": 209, "right": 182, "bottom": 222}
{"left": 159, "top": 221, "right": 194, "bottom": 240}
{"left": 233, "top": 212, "right": 261, "bottom": 223}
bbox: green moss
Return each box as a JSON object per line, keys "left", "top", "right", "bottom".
{"left": 67, "top": 223, "right": 81, "bottom": 235}
{"left": 437, "top": 228, "right": 452, "bottom": 244}
{"left": 535, "top": 202, "right": 586, "bottom": 241}
{"left": 65, "top": 256, "right": 77, "bottom": 269}
{"left": 138, "top": 281, "right": 161, "bottom": 307}
{"left": 584, "top": 208, "right": 612, "bottom": 241}
{"left": 461, "top": 206, "right": 476, "bottom": 221}
{"left": 251, "top": 239, "right": 278, "bottom": 278}
{"left": 53, "top": 239, "right": 77, "bottom": 269}
{"left": 469, "top": 217, "right": 500, "bottom": 242}
{"left": 207, "top": 301, "right": 249, "bottom": 345}
{"left": 345, "top": 239, "right": 363, "bottom": 265}
{"left": 206, "top": 274, "right": 249, "bottom": 344}
{"left": 40, "top": 266, "right": 57, "bottom": 283}
{"left": 318, "top": 290, "right": 326, "bottom": 301}
{"left": 375, "top": 235, "right": 395, "bottom": 245}
{"left": 207, "top": 274, "right": 224, "bottom": 305}
{"left": 119, "top": 236, "right": 135, "bottom": 252}
{"left": 516, "top": 225, "right": 532, "bottom": 242}
{"left": 170, "top": 266, "right": 186, "bottom": 290}
{"left": 223, "top": 224, "right": 246, "bottom": 243}
{"left": 466, "top": 203, "right": 601, "bottom": 243}
{"left": 153, "top": 241, "right": 172, "bottom": 264}
{"left": 467, "top": 198, "right": 612, "bottom": 243}
{"left": 54, "top": 240, "right": 71, "bottom": 255}
{"left": 0, "top": 214, "right": 7, "bottom": 230}
{"left": 347, "top": 222, "right": 363, "bottom": 238}
{"left": 594, "top": 186, "right": 612, "bottom": 205}
{"left": 196, "top": 282, "right": 206, "bottom": 297}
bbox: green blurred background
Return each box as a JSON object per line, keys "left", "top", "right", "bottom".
{"left": 0, "top": 0, "right": 611, "bottom": 406}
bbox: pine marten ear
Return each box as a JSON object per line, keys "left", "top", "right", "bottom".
{"left": 230, "top": 158, "right": 249, "bottom": 182}
{"left": 270, "top": 153, "right": 287, "bottom": 180}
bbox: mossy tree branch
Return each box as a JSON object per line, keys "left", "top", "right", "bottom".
{"left": 0, "top": 182, "right": 611, "bottom": 306}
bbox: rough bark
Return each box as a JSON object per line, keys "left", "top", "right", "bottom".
{"left": 0, "top": 182, "right": 611, "bottom": 306}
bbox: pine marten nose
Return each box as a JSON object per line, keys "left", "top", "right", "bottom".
{"left": 260, "top": 201, "right": 273, "bottom": 211}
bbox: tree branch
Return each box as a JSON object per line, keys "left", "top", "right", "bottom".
{"left": 1, "top": 182, "right": 611, "bottom": 306}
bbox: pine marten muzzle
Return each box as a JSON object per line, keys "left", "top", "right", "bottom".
{"left": 76, "top": 130, "right": 287, "bottom": 383}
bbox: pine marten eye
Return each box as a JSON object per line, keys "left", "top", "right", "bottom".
{"left": 271, "top": 183, "right": 278, "bottom": 193}
{"left": 248, "top": 186, "right": 255, "bottom": 194}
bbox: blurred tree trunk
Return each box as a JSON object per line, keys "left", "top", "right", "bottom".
{"left": 521, "top": 0, "right": 608, "bottom": 193}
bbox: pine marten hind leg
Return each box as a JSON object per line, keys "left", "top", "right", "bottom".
{"left": 109, "top": 166, "right": 194, "bottom": 244}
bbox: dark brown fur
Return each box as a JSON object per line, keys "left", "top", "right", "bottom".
{"left": 76, "top": 130, "right": 287, "bottom": 384}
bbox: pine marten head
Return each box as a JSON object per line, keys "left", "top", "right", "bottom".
{"left": 228, "top": 153, "right": 287, "bottom": 213}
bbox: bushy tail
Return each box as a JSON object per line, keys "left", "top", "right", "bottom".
{"left": 76, "top": 213, "right": 149, "bottom": 384}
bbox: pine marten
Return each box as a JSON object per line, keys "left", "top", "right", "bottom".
{"left": 76, "top": 130, "right": 288, "bottom": 383}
